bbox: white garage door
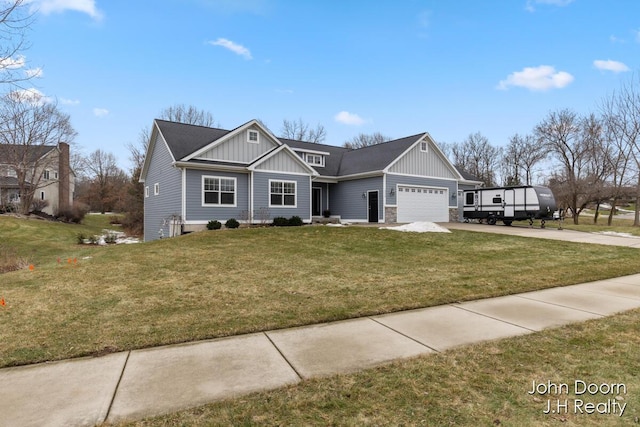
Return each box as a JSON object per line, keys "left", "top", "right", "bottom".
{"left": 397, "top": 186, "right": 449, "bottom": 222}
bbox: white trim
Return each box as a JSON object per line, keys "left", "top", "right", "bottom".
{"left": 420, "top": 140, "right": 428, "bottom": 152}
{"left": 367, "top": 189, "right": 380, "bottom": 223}
{"left": 248, "top": 144, "right": 318, "bottom": 176}
{"left": 268, "top": 178, "right": 297, "bottom": 208}
{"left": 181, "top": 168, "right": 187, "bottom": 221}
{"left": 154, "top": 183, "right": 160, "bottom": 195}
{"left": 201, "top": 175, "right": 238, "bottom": 207}
{"left": 253, "top": 168, "right": 311, "bottom": 177}
{"left": 174, "top": 161, "right": 247, "bottom": 173}
{"left": 304, "top": 153, "right": 325, "bottom": 167}
{"left": 192, "top": 158, "right": 248, "bottom": 165}
{"left": 291, "top": 147, "right": 331, "bottom": 156}
{"left": 184, "top": 120, "right": 281, "bottom": 161}
{"left": 247, "top": 129, "right": 260, "bottom": 144}
{"left": 145, "top": 186, "right": 149, "bottom": 198}
{"left": 386, "top": 171, "right": 460, "bottom": 182}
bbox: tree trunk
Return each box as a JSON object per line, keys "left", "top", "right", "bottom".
{"left": 608, "top": 199, "right": 617, "bottom": 226}
{"left": 593, "top": 203, "right": 600, "bottom": 224}
{"left": 635, "top": 174, "right": 640, "bottom": 227}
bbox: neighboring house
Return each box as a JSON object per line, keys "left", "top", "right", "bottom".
{"left": 0, "top": 142, "right": 74, "bottom": 215}
{"left": 140, "top": 119, "right": 472, "bottom": 242}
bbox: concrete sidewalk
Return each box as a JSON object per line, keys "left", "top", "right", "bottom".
{"left": 1, "top": 274, "right": 639, "bottom": 427}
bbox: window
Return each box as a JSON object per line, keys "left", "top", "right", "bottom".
{"left": 247, "top": 130, "right": 259, "bottom": 143}
{"left": 145, "top": 186, "right": 149, "bottom": 198}
{"left": 43, "top": 170, "right": 50, "bottom": 180}
{"left": 54, "top": 171, "right": 58, "bottom": 180}
{"left": 40, "top": 191, "right": 45, "bottom": 200}
{"left": 154, "top": 183, "right": 160, "bottom": 195}
{"left": 270, "top": 180, "right": 296, "bottom": 207}
{"left": 492, "top": 196, "right": 502, "bottom": 204}
{"left": 203, "top": 176, "right": 236, "bottom": 206}
{"left": 306, "top": 154, "right": 324, "bottom": 166}
{"left": 420, "top": 141, "right": 428, "bottom": 152}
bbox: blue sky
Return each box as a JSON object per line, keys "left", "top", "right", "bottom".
{"left": 12, "top": 0, "right": 640, "bottom": 171}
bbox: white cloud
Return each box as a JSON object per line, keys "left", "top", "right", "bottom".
{"left": 334, "top": 111, "right": 366, "bottom": 126}
{"left": 208, "top": 38, "right": 252, "bottom": 60}
{"left": 497, "top": 65, "right": 574, "bottom": 91}
{"left": 9, "top": 88, "right": 52, "bottom": 105}
{"left": 25, "top": 67, "right": 43, "bottom": 78}
{"left": 27, "top": 0, "right": 103, "bottom": 20}
{"left": 594, "top": 59, "right": 630, "bottom": 73}
{"left": 93, "top": 107, "right": 109, "bottom": 117}
{"left": 525, "top": 0, "right": 574, "bottom": 12}
{"left": 0, "top": 55, "right": 26, "bottom": 70}
{"left": 61, "top": 98, "right": 80, "bottom": 105}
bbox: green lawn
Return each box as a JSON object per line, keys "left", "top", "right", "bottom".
{"left": 2, "top": 215, "right": 640, "bottom": 368}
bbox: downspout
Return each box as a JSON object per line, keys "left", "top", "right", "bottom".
{"left": 249, "top": 171, "right": 253, "bottom": 224}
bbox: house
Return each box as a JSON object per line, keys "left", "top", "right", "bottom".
{"left": 140, "top": 119, "right": 470, "bottom": 242}
{"left": 0, "top": 142, "right": 74, "bottom": 215}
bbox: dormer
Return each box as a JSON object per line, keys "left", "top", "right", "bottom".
{"left": 292, "top": 148, "right": 330, "bottom": 168}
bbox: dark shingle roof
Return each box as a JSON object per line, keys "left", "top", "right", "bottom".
{"left": 0, "top": 144, "right": 56, "bottom": 164}
{"left": 281, "top": 138, "right": 350, "bottom": 177}
{"left": 337, "top": 134, "right": 422, "bottom": 176}
{"left": 154, "top": 120, "right": 429, "bottom": 178}
{"left": 155, "top": 119, "right": 230, "bottom": 161}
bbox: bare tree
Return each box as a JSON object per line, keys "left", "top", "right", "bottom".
{"left": 600, "top": 91, "right": 636, "bottom": 225}
{"left": 535, "top": 109, "right": 607, "bottom": 224}
{"left": 159, "top": 104, "right": 217, "bottom": 127}
{"left": 0, "top": 91, "right": 76, "bottom": 214}
{"left": 343, "top": 132, "right": 391, "bottom": 149}
{"left": 280, "top": 118, "right": 326, "bottom": 143}
{"left": 501, "top": 133, "right": 547, "bottom": 186}
{"left": 83, "top": 149, "right": 124, "bottom": 213}
{"left": 450, "top": 132, "right": 501, "bottom": 186}
{"left": 0, "top": 0, "right": 33, "bottom": 87}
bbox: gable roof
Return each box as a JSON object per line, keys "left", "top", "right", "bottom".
{"left": 338, "top": 134, "right": 423, "bottom": 176}
{"left": 0, "top": 144, "right": 57, "bottom": 165}
{"left": 154, "top": 119, "right": 230, "bottom": 161}
{"left": 282, "top": 138, "right": 349, "bottom": 176}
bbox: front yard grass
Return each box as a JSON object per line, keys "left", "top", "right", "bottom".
{"left": 0, "top": 218, "right": 640, "bottom": 367}
{"left": 2, "top": 217, "right": 640, "bottom": 368}
{"left": 117, "top": 309, "right": 640, "bottom": 426}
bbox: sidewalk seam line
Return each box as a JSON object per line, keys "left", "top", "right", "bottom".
{"left": 367, "top": 317, "right": 440, "bottom": 353}
{"left": 451, "top": 304, "right": 537, "bottom": 332}
{"left": 514, "top": 294, "right": 608, "bottom": 317}
{"left": 103, "top": 350, "right": 131, "bottom": 423}
{"left": 262, "top": 332, "right": 304, "bottom": 381}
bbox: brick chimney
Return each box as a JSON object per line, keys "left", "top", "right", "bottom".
{"left": 57, "top": 142, "right": 70, "bottom": 212}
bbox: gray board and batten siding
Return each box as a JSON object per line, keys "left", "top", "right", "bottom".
{"left": 388, "top": 138, "right": 459, "bottom": 181}
{"left": 195, "top": 125, "right": 278, "bottom": 164}
{"left": 253, "top": 147, "right": 313, "bottom": 175}
{"left": 144, "top": 132, "right": 182, "bottom": 242}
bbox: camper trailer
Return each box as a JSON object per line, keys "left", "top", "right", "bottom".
{"left": 462, "top": 186, "right": 557, "bottom": 227}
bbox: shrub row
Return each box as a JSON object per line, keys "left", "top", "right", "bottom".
{"left": 272, "top": 216, "right": 304, "bottom": 227}
{"left": 207, "top": 218, "right": 240, "bottom": 230}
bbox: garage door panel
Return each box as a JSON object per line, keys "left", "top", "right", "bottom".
{"left": 397, "top": 186, "right": 448, "bottom": 222}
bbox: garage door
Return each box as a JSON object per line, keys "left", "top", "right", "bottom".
{"left": 397, "top": 186, "right": 449, "bottom": 222}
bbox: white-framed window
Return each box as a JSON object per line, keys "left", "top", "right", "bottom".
{"left": 420, "top": 141, "right": 428, "bottom": 152}
{"left": 202, "top": 176, "right": 237, "bottom": 206}
{"left": 306, "top": 154, "right": 324, "bottom": 166}
{"left": 145, "top": 186, "right": 149, "bottom": 198}
{"left": 54, "top": 171, "right": 59, "bottom": 180}
{"left": 269, "top": 179, "right": 296, "bottom": 207}
{"left": 247, "top": 130, "right": 259, "bottom": 143}
{"left": 40, "top": 191, "right": 45, "bottom": 200}
{"left": 154, "top": 183, "right": 160, "bottom": 195}
{"left": 43, "top": 170, "right": 50, "bottom": 180}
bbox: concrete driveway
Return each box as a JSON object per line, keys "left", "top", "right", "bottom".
{"left": 442, "top": 222, "right": 640, "bottom": 248}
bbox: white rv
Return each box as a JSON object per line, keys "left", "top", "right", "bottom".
{"left": 462, "top": 186, "right": 557, "bottom": 227}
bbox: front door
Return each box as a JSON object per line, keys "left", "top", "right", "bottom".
{"left": 312, "top": 187, "right": 322, "bottom": 216}
{"left": 368, "top": 191, "right": 379, "bottom": 222}
{"left": 504, "top": 189, "right": 515, "bottom": 217}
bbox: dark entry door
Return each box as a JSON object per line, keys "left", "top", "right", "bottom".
{"left": 368, "top": 191, "right": 379, "bottom": 222}
{"left": 312, "top": 187, "right": 322, "bottom": 216}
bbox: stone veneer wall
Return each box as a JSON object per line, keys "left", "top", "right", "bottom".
{"left": 449, "top": 208, "right": 459, "bottom": 222}
{"left": 385, "top": 206, "right": 397, "bottom": 224}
